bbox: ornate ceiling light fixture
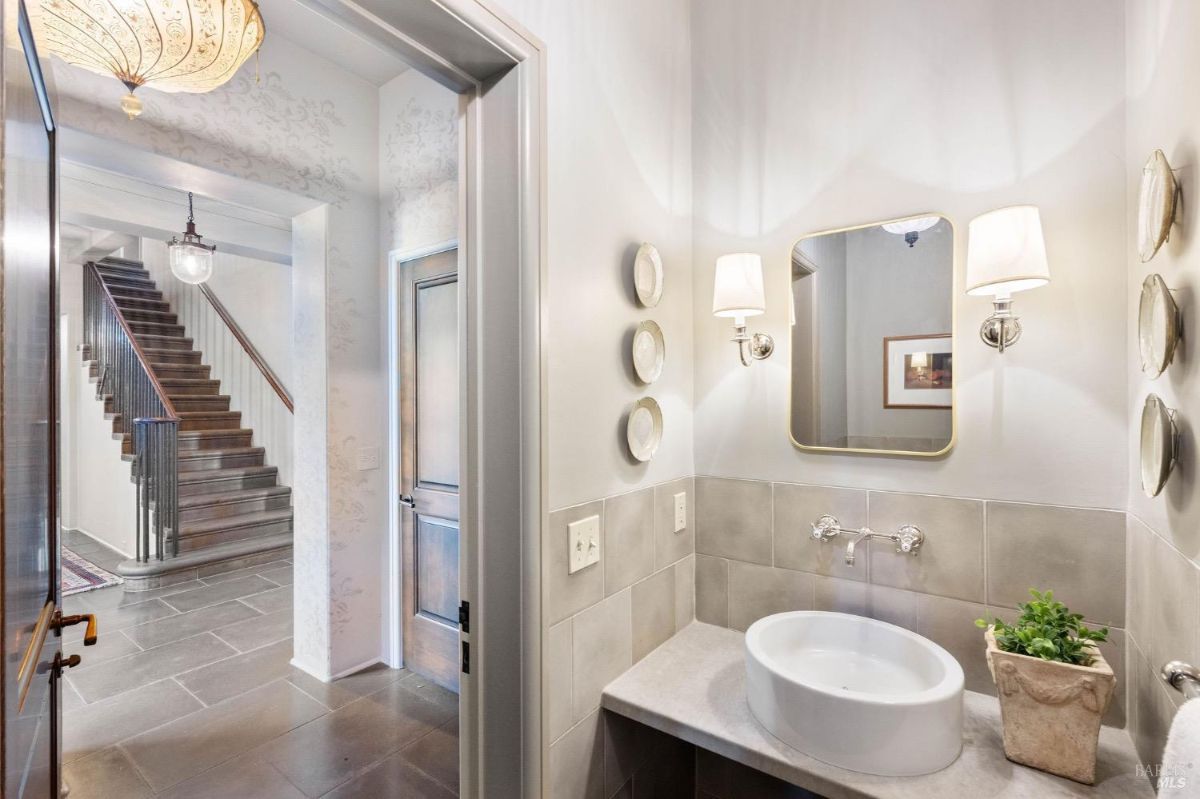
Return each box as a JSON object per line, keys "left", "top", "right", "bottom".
{"left": 31, "top": 0, "right": 265, "bottom": 119}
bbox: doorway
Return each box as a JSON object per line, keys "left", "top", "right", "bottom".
{"left": 3, "top": 0, "right": 545, "bottom": 795}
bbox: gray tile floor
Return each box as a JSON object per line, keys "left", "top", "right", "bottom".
{"left": 60, "top": 531, "right": 459, "bottom": 798}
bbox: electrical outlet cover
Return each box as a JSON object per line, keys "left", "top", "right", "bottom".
{"left": 568, "top": 515, "right": 601, "bottom": 574}
{"left": 673, "top": 492, "right": 687, "bottom": 533}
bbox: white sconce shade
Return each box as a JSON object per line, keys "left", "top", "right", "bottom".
{"left": 713, "top": 253, "right": 766, "bottom": 322}
{"left": 965, "top": 205, "right": 1050, "bottom": 297}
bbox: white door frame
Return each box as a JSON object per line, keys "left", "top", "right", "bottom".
{"left": 321, "top": 1, "right": 546, "bottom": 796}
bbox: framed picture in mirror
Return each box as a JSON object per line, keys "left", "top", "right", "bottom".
{"left": 883, "top": 334, "right": 952, "bottom": 409}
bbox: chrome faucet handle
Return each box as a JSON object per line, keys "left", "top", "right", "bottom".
{"left": 894, "top": 524, "right": 924, "bottom": 555}
{"left": 811, "top": 514, "right": 841, "bottom": 541}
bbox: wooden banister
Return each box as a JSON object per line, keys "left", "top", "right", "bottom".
{"left": 197, "top": 283, "right": 294, "bottom": 413}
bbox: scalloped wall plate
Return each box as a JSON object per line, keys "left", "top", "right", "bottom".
{"left": 1138, "top": 150, "right": 1178, "bottom": 263}
{"left": 633, "top": 243, "right": 664, "bottom": 307}
{"left": 626, "top": 397, "right": 663, "bottom": 462}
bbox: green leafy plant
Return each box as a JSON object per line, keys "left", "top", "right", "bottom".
{"left": 975, "top": 589, "right": 1108, "bottom": 666}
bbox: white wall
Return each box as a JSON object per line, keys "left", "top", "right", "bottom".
{"left": 492, "top": 0, "right": 695, "bottom": 510}
{"left": 62, "top": 330, "right": 139, "bottom": 558}
{"left": 692, "top": 0, "right": 1127, "bottom": 509}
{"left": 203, "top": 250, "right": 293, "bottom": 391}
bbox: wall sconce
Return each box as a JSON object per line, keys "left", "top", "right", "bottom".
{"left": 713, "top": 253, "right": 774, "bottom": 366}
{"left": 965, "top": 205, "right": 1050, "bottom": 353}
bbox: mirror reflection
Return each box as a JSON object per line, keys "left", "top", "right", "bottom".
{"left": 790, "top": 215, "right": 954, "bottom": 455}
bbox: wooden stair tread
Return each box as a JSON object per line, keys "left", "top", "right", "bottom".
{"left": 144, "top": 347, "right": 200, "bottom": 356}
{"left": 138, "top": 335, "right": 193, "bottom": 347}
{"left": 178, "top": 464, "right": 278, "bottom": 482}
{"left": 178, "top": 485, "right": 291, "bottom": 508}
{"left": 178, "top": 428, "right": 254, "bottom": 439}
{"left": 179, "top": 508, "right": 293, "bottom": 536}
{"left": 178, "top": 446, "right": 264, "bottom": 459}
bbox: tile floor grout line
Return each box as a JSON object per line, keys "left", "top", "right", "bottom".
{"left": 112, "top": 742, "right": 158, "bottom": 796}
{"left": 394, "top": 726, "right": 460, "bottom": 795}
{"left": 169, "top": 637, "right": 293, "bottom": 699}
{"left": 283, "top": 676, "right": 339, "bottom": 712}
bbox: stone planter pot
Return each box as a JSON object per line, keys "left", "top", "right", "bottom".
{"left": 984, "top": 627, "right": 1115, "bottom": 784}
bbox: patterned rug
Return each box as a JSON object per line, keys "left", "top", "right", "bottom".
{"left": 62, "top": 548, "right": 123, "bottom": 596}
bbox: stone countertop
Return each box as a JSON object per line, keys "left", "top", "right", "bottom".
{"left": 601, "top": 622, "right": 1152, "bottom": 799}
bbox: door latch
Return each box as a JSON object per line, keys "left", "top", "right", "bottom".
{"left": 458, "top": 600, "right": 469, "bottom": 633}
{"left": 461, "top": 641, "right": 470, "bottom": 674}
{"left": 52, "top": 611, "right": 98, "bottom": 646}
{"left": 399, "top": 495, "right": 416, "bottom": 509}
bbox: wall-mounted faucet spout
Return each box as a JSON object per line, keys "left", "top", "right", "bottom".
{"left": 845, "top": 530, "right": 871, "bottom": 566}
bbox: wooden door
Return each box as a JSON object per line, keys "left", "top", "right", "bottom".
{"left": 399, "top": 249, "right": 460, "bottom": 692}
{"left": 2, "top": 4, "right": 65, "bottom": 796}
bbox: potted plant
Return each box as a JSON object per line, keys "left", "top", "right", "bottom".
{"left": 976, "top": 589, "right": 1113, "bottom": 785}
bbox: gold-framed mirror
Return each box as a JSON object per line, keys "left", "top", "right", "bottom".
{"left": 789, "top": 214, "right": 956, "bottom": 456}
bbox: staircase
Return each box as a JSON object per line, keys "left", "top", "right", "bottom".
{"left": 84, "top": 256, "right": 292, "bottom": 587}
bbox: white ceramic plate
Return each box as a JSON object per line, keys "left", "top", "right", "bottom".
{"left": 1139, "top": 274, "right": 1181, "bottom": 378}
{"left": 626, "top": 397, "right": 663, "bottom": 462}
{"left": 1138, "top": 150, "right": 1177, "bottom": 263}
{"left": 1140, "top": 394, "right": 1177, "bottom": 497}
{"left": 633, "top": 243, "right": 664, "bottom": 307}
{"left": 632, "top": 320, "right": 665, "bottom": 384}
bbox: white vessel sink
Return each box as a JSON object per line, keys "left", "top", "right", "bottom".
{"left": 745, "top": 611, "right": 964, "bottom": 776}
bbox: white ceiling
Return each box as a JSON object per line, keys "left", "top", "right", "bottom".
{"left": 257, "top": 0, "right": 410, "bottom": 86}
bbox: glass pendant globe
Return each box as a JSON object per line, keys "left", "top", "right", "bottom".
{"left": 170, "top": 242, "right": 214, "bottom": 284}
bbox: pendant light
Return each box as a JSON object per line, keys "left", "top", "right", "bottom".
{"left": 168, "top": 193, "right": 216, "bottom": 285}
{"left": 31, "top": 0, "right": 265, "bottom": 119}
{"left": 882, "top": 216, "right": 940, "bottom": 247}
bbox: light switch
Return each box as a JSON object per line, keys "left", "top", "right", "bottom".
{"left": 673, "top": 492, "right": 687, "bottom": 533}
{"left": 357, "top": 446, "right": 381, "bottom": 471}
{"left": 568, "top": 515, "right": 601, "bottom": 574}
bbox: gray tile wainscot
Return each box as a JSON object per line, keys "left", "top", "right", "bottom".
{"left": 600, "top": 623, "right": 1151, "bottom": 799}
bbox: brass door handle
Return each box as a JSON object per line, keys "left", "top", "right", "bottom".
{"left": 53, "top": 612, "right": 98, "bottom": 646}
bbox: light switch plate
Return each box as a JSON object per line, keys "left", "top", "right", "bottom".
{"left": 357, "top": 446, "right": 381, "bottom": 471}
{"left": 567, "top": 515, "right": 601, "bottom": 574}
{"left": 673, "top": 492, "right": 687, "bottom": 533}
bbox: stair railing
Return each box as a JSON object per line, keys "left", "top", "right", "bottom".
{"left": 82, "top": 263, "right": 180, "bottom": 562}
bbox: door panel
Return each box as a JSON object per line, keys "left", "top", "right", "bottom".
{"left": 415, "top": 514, "right": 459, "bottom": 624}
{"left": 415, "top": 277, "right": 459, "bottom": 491}
{"left": 400, "top": 249, "right": 460, "bottom": 692}
{"left": 3, "top": 3, "right": 60, "bottom": 796}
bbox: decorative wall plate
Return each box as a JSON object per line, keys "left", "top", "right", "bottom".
{"left": 1138, "top": 150, "right": 1178, "bottom": 263}
{"left": 632, "top": 320, "right": 665, "bottom": 384}
{"left": 626, "top": 397, "right": 663, "bottom": 462}
{"left": 1139, "top": 274, "right": 1181, "bottom": 378}
{"left": 633, "top": 243, "right": 664, "bottom": 307}
{"left": 1140, "top": 394, "right": 1178, "bottom": 498}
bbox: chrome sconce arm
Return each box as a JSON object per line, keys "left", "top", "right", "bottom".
{"left": 979, "top": 297, "right": 1022, "bottom": 354}
{"left": 732, "top": 323, "right": 774, "bottom": 367}
{"left": 810, "top": 514, "right": 925, "bottom": 566}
